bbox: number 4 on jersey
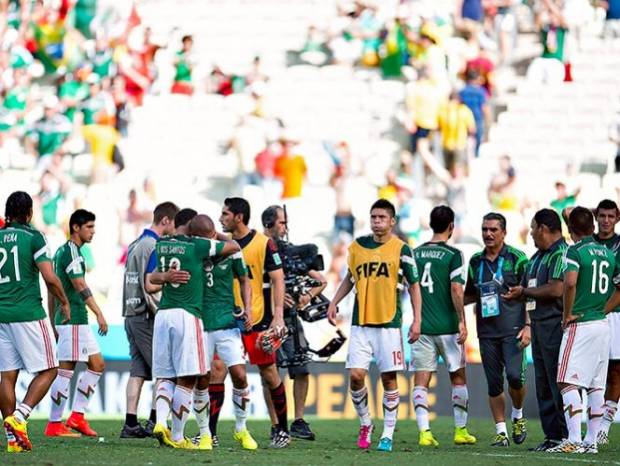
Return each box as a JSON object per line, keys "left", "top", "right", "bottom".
{"left": 420, "top": 262, "right": 434, "bottom": 293}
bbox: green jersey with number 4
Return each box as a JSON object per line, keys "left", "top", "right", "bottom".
{"left": 156, "top": 235, "right": 224, "bottom": 318}
{"left": 202, "top": 252, "right": 248, "bottom": 332}
{"left": 53, "top": 241, "right": 88, "bottom": 325}
{"left": 564, "top": 236, "right": 620, "bottom": 323}
{"left": 0, "top": 223, "right": 51, "bottom": 323}
{"left": 414, "top": 241, "right": 465, "bottom": 335}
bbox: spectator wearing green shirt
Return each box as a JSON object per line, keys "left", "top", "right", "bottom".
{"left": 26, "top": 95, "right": 72, "bottom": 161}
{"left": 550, "top": 180, "right": 579, "bottom": 218}
{"left": 171, "top": 35, "right": 194, "bottom": 95}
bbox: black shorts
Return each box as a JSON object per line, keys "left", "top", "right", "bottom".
{"left": 479, "top": 336, "right": 526, "bottom": 397}
{"left": 277, "top": 315, "right": 309, "bottom": 378}
{"left": 410, "top": 126, "right": 431, "bottom": 152}
{"left": 125, "top": 313, "right": 154, "bottom": 380}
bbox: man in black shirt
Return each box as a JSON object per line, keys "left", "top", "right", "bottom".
{"left": 504, "top": 209, "right": 567, "bottom": 451}
{"left": 465, "top": 212, "right": 530, "bottom": 447}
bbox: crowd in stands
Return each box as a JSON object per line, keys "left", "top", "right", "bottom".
{"left": 1, "top": 0, "right": 619, "bottom": 331}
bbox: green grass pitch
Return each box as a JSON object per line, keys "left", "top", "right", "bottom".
{"left": 3, "top": 417, "right": 620, "bottom": 465}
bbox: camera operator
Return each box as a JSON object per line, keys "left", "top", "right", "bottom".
{"left": 262, "top": 205, "right": 327, "bottom": 441}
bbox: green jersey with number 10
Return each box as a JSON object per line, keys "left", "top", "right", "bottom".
{"left": 414, "top": 241, "right": 465, "bottom": 335}
{"left": 564, "top": 236, "right": 620, "bottom": 323}
{"left": 156, "top": 235, "right": 224, "bottom": 318}
{"left": 0, "top": 223, "right": 51, "bottom": 323}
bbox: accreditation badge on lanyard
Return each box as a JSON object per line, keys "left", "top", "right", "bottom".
{"left": 479, "top": 257, "right": 504, "bottom": 318}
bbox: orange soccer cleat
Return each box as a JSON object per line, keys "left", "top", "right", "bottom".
{"left": 44, "top": 421, "right": 82, "bottom": 437}
{"left": 66, "top": 412, "right": 97, "bottom": 437}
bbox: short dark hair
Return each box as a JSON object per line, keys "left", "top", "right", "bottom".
{"left": 182, "top": 34, "right": 193, "bottom": 43}
{"left": 568, "top": 206, "right": 595, "bottom": 236}
{"left": 465, "top": 68, "right": 480, "bottom": 83}
{"left": 174, "top": 208, "right": 197, "bottom": 228}
{"left": 370, "top": 199, "right": 396, "bottom": 218}
{"left": 224, "top": 197, "right": 251, "bottom": 225}
{"left": 429, "top": 205, "right": 454, "bottom": 233}
{"left": 261, "top": 205, "right": 282, "bottom": 229}
{"left": 595, "top": 199, "right": 619, "bottom": 216}
{"left": 533, "top": 208, "right": 561, "bottom": 233}
{"left": 483, "top": 212, "right": 507, "bottom": 231}
{"left": 4, "top": 191, "right": 33, "bottom": 224}
{"left": 69, "top": 209, "right": 95, "bottom": 232}
{"left": 153, "top": 202, "right": 179, "bottom": 225}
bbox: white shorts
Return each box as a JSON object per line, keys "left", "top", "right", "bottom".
{"left": 410, "top": 333, "right": 465, "bottom": 373}
{"left": 207, "top": 328, "right": 245, "bottom": 368}
{"left": 558, "top": 320, "right": 610, "bottom": 390}
{"left": 0, "top": 318, "right": 58, "bottom": 373}
{"left": 56, "top": 325, "right": 100, "bottom": 362}
{"left": 153, "top": 308, "right": 209, "bottom": 379}
{"left": 608, "top": 312, "right": 620, "bottom": 360}
{"left": 345, "top": 326, "right": 404, "bottom": 373}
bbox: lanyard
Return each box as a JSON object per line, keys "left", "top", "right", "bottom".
{"left": 478, "top": 256, "right": 504, "bottom": 285}
{"left": 528, "top": 254, "right": 543, "bottom": 279}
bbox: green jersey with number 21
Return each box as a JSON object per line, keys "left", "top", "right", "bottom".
{"left": 0, "top": 223, "right": 51, "bottom": 323}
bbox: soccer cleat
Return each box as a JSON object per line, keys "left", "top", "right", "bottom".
{"left": 44, "top": 421, "right": 82, "bottom": 437}
{"left": 233, "top": 428, "right": 258, "bottom": 450}
{"left": 419, "top": 429, "right": 439, "bottom": 447}
{"left": 120, "top": 423, "right": 149, "bottom": 438}
{"left": 153, "top": 423, "right": 175, "bottom": 448}
{"left": 196, "top": 434, "right": 213, "bottom": 450}
{"left": 580, "top": 443, "right": 598, "bottom": 454}
{"left": 143, "top": 419, "right": 155, "bottom": 437}
{"left": 491, "top": 432, "right": 509, "bottom": 447}
{"left": 597, "top": 430, "right": 609, "bottom": 445}
{"left": 528, "top": 439, "right": 561, "bottom": 451}
{"left": 270, "top": 425, "right": 277, "bottom": 441}
{"left": 377, "top": 437, "right": 393, "bottom": 452}
{"left": 512, "top": 418, "right": 527, "bottom": 444}
{"left": 212, "top": 434, "right": 220, "bottom": 447}
{"left": 269, "top": 427, "right": 290, "bottom": 448}
{"left": 290, "top": 418, "right": 316, "bottom": 441}
{"left": 4, "top": 416, "right": 32, "bottom": 451}
{"left": 547, "top": 439, "right": 582, "bottom": 453}
{"left": 357, "top": 423, "right": 374, "bottom": 450}
{"left": 66, "top": 412, "right": 97, "bottom": 437}
{"left": 173, "top": 438, "right": 199, "bottom": 450}
{"left": 454, "top": 426, "right": 476, "bottom": 445}
{"left": 5, "top": 429, "right": 25, "bottom": 453}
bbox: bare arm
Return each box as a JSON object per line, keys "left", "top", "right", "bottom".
{"left": 327, "top": 270, "right": 354, "bottom": 325}
{"left": 268, "top": 268, "right": 285, "bottom": 329}
{"left": 451, "top": 282, "right": 468, "bottom": 344}
{"left": 298, "top": 269, "right": 328, "bottom": 308}
{"left": 219, "top": 239, "right": 241, "bottom": 258}
{"left": 407, "top": 282, "right": 422, "bottom": 343}
{"left": 237, "top": 274, "right": 253, "bottom": 330}
{"left": 523, "top": 280, "right": 563, "bottom": 299}
{"left": 70, "top": 276, "right": 108, "bottom": 335}
{"left": 563, "top": 270, "right": 578, "bottom": 327}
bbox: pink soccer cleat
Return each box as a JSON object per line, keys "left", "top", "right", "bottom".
{"left": 357, "top": 424, "right": 374, "bottom": 450}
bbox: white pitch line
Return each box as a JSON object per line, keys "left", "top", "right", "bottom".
{"left": 470, "top": 452, "right": 620, "bottom": 465}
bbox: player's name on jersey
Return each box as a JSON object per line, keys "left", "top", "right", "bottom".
{"left": 417, "top": 250, "right": 447, "bottom": 260}
{"left": 588, "top": 248, "right": 609, "bottom": 258}
{"left": 158, "top": 244, "right": 187, "bottom": 255}
{"left": 355, "top": 261, "right": 390, "bottom": 278}
{"left": 1, "top": 232, "right": 18, "bottom": 243}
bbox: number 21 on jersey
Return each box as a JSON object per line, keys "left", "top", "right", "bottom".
{"left": 0, "top": 246, "right": 20, "bottom": 284}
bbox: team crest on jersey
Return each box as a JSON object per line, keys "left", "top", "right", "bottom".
{"left": 204, "top": 262, "right": 214, "bottom": 272}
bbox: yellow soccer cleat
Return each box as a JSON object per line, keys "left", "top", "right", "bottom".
{"left": 153, "top": 423, "right": 176, "bottom": 448}
{"left": 196, "top": 434, "right": 213, "bottom": 450}
{"left": 7, "top": 440, "right": 25, "bottom": 453}
{"left": 173, "top": 438, "right": 199, "bottom": 450}
{"left": 419, "top": 429, "right": 439, "bottom": 447}
{"left": 454, "top": 426, "right": 477, "bottom": 445}
{"left": 233, "top": 428, "right": 258, "bottom": 450}
{"left": 4, "top": 416, "right": 32, "bottom": 451}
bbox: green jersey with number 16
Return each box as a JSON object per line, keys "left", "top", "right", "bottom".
{"left": 414, "top": 241, "right": 465, "bottom": 335}
{"left": 0, "top": 223, "right": 51, "bottom": 323}
{"left": 563, "top": 236, "right": 620, "bottom": 323}
{"left": 156, "top": 235, "right": 224, "bottom": 318}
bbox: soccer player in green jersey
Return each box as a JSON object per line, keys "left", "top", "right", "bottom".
{"left": 0, "top": 191, "right": 70, "bottom": 453}
{"left": 151, "top": 213, "right": 240, "bottom": 450}
{"left": 549, "top": 207, "right": 620, "bottom": 454}
{"left": 188, "top": 215, "right": 257, "bottom": 450}
{"left": 45, "top": 209, "right": 108, "bottom": 439}
{"left": 592, "top": 199, "right": 620, "bottom": 445}
{"left": 412, "top": 206, "right": 475, "bottom": 447}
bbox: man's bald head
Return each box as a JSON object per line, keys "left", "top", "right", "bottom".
{"left": 189, "top": 214, "right": 215, "bottom": 238}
